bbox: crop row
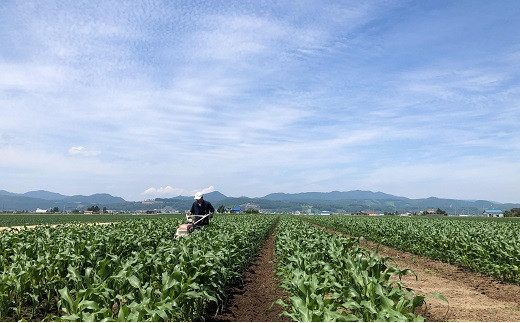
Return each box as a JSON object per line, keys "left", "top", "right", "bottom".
{"left": 0, "top": 213, "right": 184, "bottom": 227}
{"left": 303, "top": 215, "right": 520, "bottom": 284}
{"left": 0, "top": 215, "right": 277, "bottom": 321}
{"left": 274, "top": 217, "right": 428, "bottom": 322}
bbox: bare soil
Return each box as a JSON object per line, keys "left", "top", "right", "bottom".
{"left": 309, "top": 224, "right": 520, "bottom": 321}
{"left": 213, "top": 223, "right": 520, "bottom": 322}
{"left": 361, "top": 238, "right": 520, "bottom": 322}
{"left": 6, "top": 221, "right": 519, "bottom": 322}
{"left": 212, "top": 230, "right": 290, "bottom": 322}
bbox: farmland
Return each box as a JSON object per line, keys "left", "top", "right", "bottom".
{"left": 274, "top": 217, "right": 428, "bottom": 321}
{"left": 0, "top": 215, "right": 276, "bottom": 321}
{"left": 303, "top": 215, "right": 520, "bottom": 284}
{"left": 0, "top": 213, "right": 184, "bottom": 227}
{"left": 1, "top": 214, "right": 520, "bottom": 321}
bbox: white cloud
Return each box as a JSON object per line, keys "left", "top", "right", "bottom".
{"left": 200, "top": 186, "right": 215, "bottom": 194}
{"left": 1, "top": 1, "right": 519, "bottom": 203}
{"left": 142, "top": 186, "right": 184, "bottom": 196}
{"left": 350, "top": 159, "right": 520, "bottom": 203}
{"left": 0, "top": 146, "right": 124, "bottom": 197}
{"left": 68, "top": 146, "right": 100, "bottom": 157}
{"left": 142, "top": 185, "right": 214, "bottom": 197}
{"left": 0, "top": 61, "right": 69, "bottom": 92}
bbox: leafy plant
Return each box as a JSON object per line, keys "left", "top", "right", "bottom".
{"left": 304, "top": 215, "right": 520, "bottom": 284}
{"left": 0, "top": 215, "right": 277, "bottom": 321}
{"left": 275, "top": 217, "right": 426, "bottom": 322}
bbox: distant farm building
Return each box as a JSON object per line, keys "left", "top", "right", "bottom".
{"left": 320, "top": 211, "right": 331, "bottom": 215}
{"left": 483, "top": 209, "right": 503, "bottom": 217}
{"left": 35, "top": 208, "right": 47, "bottom": 213}
{"left": 226, "top": 206, "right": 241, "bottom": 213}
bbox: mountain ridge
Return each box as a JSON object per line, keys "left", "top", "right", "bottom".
{"left": 261, "top": 190, "right": 408, "bottom": 201}
{"left": 0, "top": 189, "right": 518, "bottom": 213}
{"left": 0, "top": 190, "right": 126, "bottom": 211}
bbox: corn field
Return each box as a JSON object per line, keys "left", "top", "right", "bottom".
{"left": 0, "top": 215, "right": 276, "bottom": 321}
{"left": 274, "top": 217, "right": 429, "bottom": 321}
{"left": 1, "top": 214, "right": 517, "bottom": 321}
{"left": 304, "top": 215, "right": 520, "bottom": 284}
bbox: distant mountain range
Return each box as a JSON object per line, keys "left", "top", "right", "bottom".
{"left": 262, "top": 190, "right": 408, "bottom": 201}
{"left": 0, "top": 190, "right": 126, "bottom": 211}
{"left": 166, "top": 191, "right": 229, "bottom": 201}
{"left": 1, "top": 189, "right": 519, "bottom": 214}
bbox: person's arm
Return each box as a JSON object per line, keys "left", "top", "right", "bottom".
{"left": 207, "top": 202, "right": 215, "bottom": 215}
{"left": 189, "top": 202, "right": 195, "bottom": 215}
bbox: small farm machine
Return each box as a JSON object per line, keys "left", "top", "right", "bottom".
{"left": 175, "top": 213, "right": 212, "bottom": 238}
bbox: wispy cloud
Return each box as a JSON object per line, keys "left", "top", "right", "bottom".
{"left": 68, "top": 146, "right": 100, "bottom": 157}
{"left": 142, "top": 185, "right": 215, "bottom": 198}
{"left": 1, "top": 1, "right": 519, "bottom": 202}
{"left": 142, "top": 186, "right": 184, "bottom": 197}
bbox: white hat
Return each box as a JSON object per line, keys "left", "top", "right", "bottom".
{"left": 194, "top": 192, "right": 203, "bottom": 200}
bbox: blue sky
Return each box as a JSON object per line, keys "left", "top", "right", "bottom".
{"left": 1, "top": 0, "right": 519, "bottom": 203}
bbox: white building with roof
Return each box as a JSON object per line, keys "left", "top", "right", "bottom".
{"left": 482, "top": 209, "right": 503, "bottom": 217}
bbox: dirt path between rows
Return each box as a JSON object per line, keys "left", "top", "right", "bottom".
{"left": 304, "top": 220, "right": 520, "bottom": 322}
{"left": 212, "top": 230, "right": 289, "bottom": 322}
{"left": 317, "top": 225, "right": 520, "bottom": 321}
{"left": 213, "top": 223, "right": 520, "bottom": 322}
{"left": 310, "top": 223, "right": 520, "bottom": 321}
{"left": 361, "top": 239, "right": 520, "bottom": 322}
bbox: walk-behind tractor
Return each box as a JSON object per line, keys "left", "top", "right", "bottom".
{"left": 175, "top": 213, "right": 212, "bottom": 238}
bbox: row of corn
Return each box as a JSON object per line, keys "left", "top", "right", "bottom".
{"left": 304, "top": 215, "right": 520, "bottom": 284}
{"left": 274, "top": 217, "right": 428, "bottom": 321}
{"left": 0, "top": 215, "right": 277, "bottom": 321}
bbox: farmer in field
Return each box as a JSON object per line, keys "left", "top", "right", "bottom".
{"left": 189, "top": 192, "right": 214, "bottom": 227}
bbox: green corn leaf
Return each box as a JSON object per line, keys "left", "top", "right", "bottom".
{"left": 67, "top": 265, "right": 81, "bottom": 282}
{"left": 58, "top": 286, "right": 77, "bottom": 314}
{"left": 184, "top": 291, "right": 202, "bottom": 299}
{"left": 360, "top": 300, "right": 377, "bottom": 314}
{"left": 79, "top": 300, "right": 99, "bottom": 311}
{"left": 60, "top": 314, "right": 81, "bottom": 321}
{"left": 128, "top": 276, "right": 141, "bottom": 289}
{"left": 202, "top": 290, "right": 218, "bottom": 303}
{"left": 425, "top": 292, "right": 448, "bottom": 303}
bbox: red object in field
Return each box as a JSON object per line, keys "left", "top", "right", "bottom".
{"left": 175, "top": 213, "right": 211, "bottom": 238}
{"left": 178, "top": 224, "right": 192, "bottom": 231}
{"left": 175, "top": 223, "right": 193, "bottom": 237}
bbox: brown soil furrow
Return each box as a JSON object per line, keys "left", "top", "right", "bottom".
{"left": 364, "top": 239, "right": 520, "bottom": 322}
{"left": 212, "top": 230, "right": 289, "bottom": 322}
{"left": 314, "top": 224, "right": 520, "bottom": 322}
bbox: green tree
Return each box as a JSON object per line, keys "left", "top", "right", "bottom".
{"left": 504, "top": 209, "right": 520, "bottom": 217}
{"left": 436, "top": 208, "right": 447, "bottom": 215}
{"left": 87, "top": 205, "right": 100, "bottom": 213}
{"left": 217, "top": 205, "right": 225, "bottom": 213}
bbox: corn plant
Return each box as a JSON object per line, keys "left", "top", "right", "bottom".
{"left": 0, "top": 215, "right": 277, "bottom": 321}
{"left": 275, "top": 217, "right": 427, "bottom": 322}
{"left": 0, "top": 213, "right": 185, "bottom": 227}
{"left": 304, "top": 215, "right": 520, "bottom": 284}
